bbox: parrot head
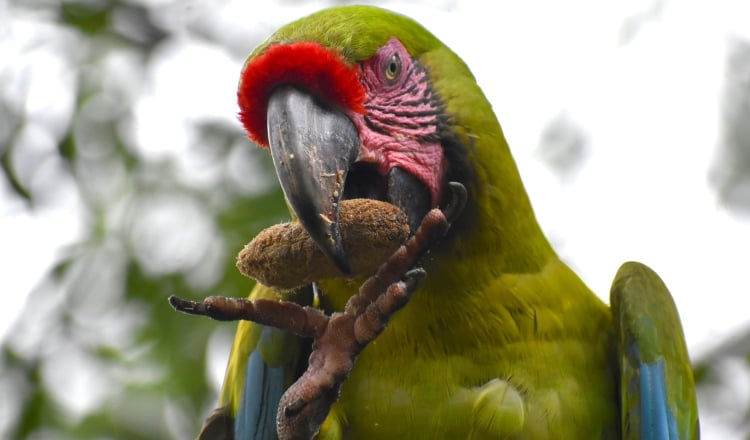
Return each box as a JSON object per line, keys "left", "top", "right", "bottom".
{"left": 238, "top": 6, "right": 549, "bottom": 275}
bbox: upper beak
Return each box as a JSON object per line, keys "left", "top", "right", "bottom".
{"left": 267, "top": 86, "right": 359, "bottom": 274}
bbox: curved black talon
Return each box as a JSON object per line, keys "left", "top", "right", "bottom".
{"left": 283, "top": 398, "right": 307, "bottom": 418}
{"left": 403, "top": 268, "right": 426, "bottom": 290}
{"left": 442, "top": 181, "right": 467, "bottom": 225}
{"left": 168, "top": 295, "right": 207, "bottom": 316}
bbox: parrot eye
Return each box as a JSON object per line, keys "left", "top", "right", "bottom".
{"left": 384, "top": 53, "right": 401, "bottom": 81}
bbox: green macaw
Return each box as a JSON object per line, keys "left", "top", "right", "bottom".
{"left": 199, "top": 6, "right": 699, "bottom": 439}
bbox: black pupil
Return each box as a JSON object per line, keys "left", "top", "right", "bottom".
{"left": 388, "top": 56, "right": 399, "bottom": 76}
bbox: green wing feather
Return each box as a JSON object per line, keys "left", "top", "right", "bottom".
{"left": 611, "top": 261, "right": 699, "bottom": 439}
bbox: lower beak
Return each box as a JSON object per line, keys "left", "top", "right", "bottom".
{"left": 267, "top": 86, "right": 359, "bottom": 274}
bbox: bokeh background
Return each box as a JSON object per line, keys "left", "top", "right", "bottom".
{"left": 1, "top": 0, "right": 749, "bottom": 438}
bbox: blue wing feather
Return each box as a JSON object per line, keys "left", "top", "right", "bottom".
{"left": 236, "top": 348, "right": 285, "bottom": 439}
{"left": 640, "top": 360, "right": 679, "bottom": 440}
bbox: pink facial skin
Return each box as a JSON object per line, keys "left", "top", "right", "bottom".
{"left": 348, "top": 38, "right": 445, "bottom": 207}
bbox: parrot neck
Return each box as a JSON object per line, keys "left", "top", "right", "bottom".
{"left": 420, "top": 45, "right": 557, "bottom": 286}
{"left": 431, "top": 133, "right": 557, "bottom": 291}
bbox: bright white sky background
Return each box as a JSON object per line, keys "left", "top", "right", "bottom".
{"left": 2, "top": 0, "right": 749, "bottom": 437}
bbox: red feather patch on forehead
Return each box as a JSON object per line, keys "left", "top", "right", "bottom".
{"left": 238, "top": 42, "right": 366, "bottom": 147}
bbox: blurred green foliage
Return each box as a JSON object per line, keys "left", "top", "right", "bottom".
{"left": 1, "top": 0, "right": 288, "bottom": 438}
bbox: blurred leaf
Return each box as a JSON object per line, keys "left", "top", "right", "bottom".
{"left": 618, "top": 0, "right": 665, "bottom": 45}
{"left": 60, "top": 0, "right": 114, "bottom": 36}
{"left": 535, "top": 111, "right": 589, "bottom": 181}
{"left": 0, "top": 146, "right": 33, "bottom": 203}
{"left": 58, "top": 132, "right": 78, "bottom": 163}
{"left": 711, "top": 36, "right": 750, "bottom": 215}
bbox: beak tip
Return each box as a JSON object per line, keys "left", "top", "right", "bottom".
{"left": 330, "top": 252, "right": 352, "bottom": 275}
{"left": 327, "top": 225, "right": 352, "bottom": 275}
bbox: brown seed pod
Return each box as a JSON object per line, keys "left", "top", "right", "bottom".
{"left": 237, "top": 199, "right": 410, "bottom": 290}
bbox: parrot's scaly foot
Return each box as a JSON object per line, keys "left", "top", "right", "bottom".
{"left": 277, "top": 271, "right": 425, "bottom": 439}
